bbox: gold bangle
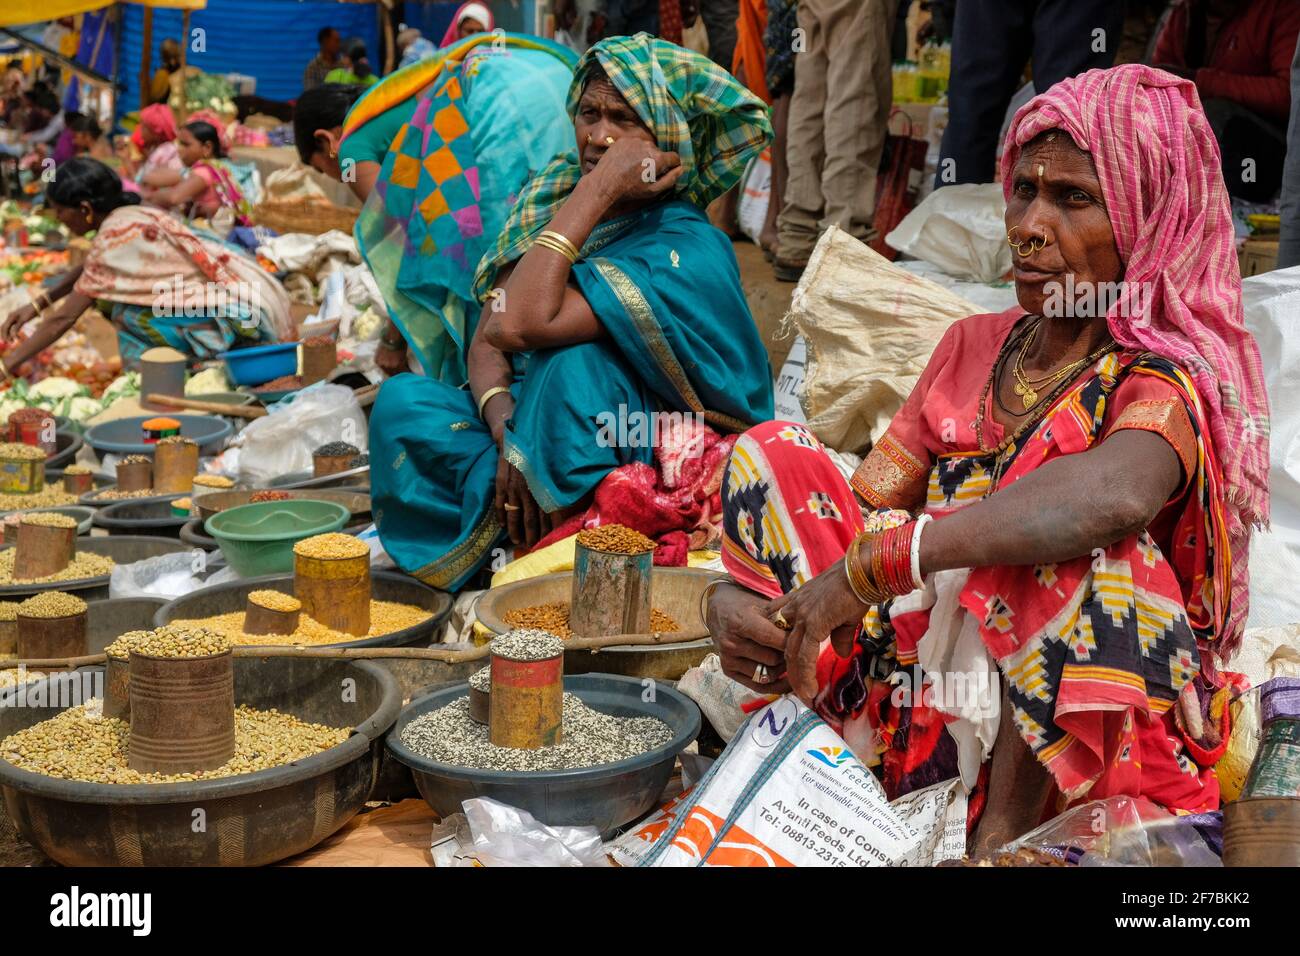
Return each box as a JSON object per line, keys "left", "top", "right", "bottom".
{"left": 539, "top": 229, "right": 581, "bottom": 262}
{"left": 699, "top": 576, "right": 732, "bottom": 631}
{"left": 533, "top": 234, "right": 578, "bottom": 264}
{"left": 476, "top": 385, "right": 512, "bottom": 419}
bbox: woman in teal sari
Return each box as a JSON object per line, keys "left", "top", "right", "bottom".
{"left": 295, "top": 33, "right": 578, "bottom": 382}
{"left": 370, "top": 33, "right": 775, "bottom": 590}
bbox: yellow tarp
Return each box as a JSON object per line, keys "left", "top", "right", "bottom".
{"left": 1, "top": 1, "right": 207, "bottom": 29}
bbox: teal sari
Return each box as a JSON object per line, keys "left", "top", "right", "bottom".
{"left": 369, "top": 200, "right": 775, "bottom": 590}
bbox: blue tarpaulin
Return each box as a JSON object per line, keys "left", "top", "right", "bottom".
{"left": 118, "top": 0, "right": 381, "bottom": 112}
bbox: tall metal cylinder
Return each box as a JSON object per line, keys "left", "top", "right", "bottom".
{"left": 294, "top": 547, "right": 370, "bottom": 636}
{"left": 127, "top": 649, "right": 236, "bottom": 775}
{"left": 488, "top": 651, "right": 563, "bottom": 749}
{"left": 569, "top": 540, "right": 653, "bottom": 637}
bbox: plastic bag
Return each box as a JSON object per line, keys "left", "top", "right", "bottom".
{"left": 220, "top": 384, "right": 367, "bottom": 486}
{"left": 1241, "top": 267, "right": 1300, "bottom": 628}
{"left": 885, "top": 182, "right": 1011, "bottom": 282}
{"left": 431, "top": 798, "right": 611, "bottom": 867}
{"left": 736, "top": 150, "right": 771, "bottom": 246}
{"left": 109, "top": 550, "right": 212, "bottom": 600}
{"left": 1004, "top": 796, "right": 1222, "bottom": 867}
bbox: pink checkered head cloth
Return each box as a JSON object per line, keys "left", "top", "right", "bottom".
{"left": 1001, "top": 65, "right": 1270, "bottom": 648}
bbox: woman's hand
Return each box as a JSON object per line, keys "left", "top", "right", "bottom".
{"left": 494, "top": 457, "right": 547, "bottom": 549}
{"left": 766, "top": 561, "right": 868, "bottom": 704}
{"left": 1, "top": 302, "right": 37, "bottom": 340}
{"left": 591, "top": 138, "right": 683, "bottom": 207}
{"left": 375, "top": 340, "right": 409, "bottom": 377}
{"left": 707, "top": 583, "right": 793, "bottom": 694}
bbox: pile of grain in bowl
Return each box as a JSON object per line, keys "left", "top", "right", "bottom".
{"left": 0, "top": 487, "right": 77, "bottom": 510}
{"left": 124, "top": 625, "right": 231, "bottom": 658}
{"left": 19, "top": 512, "right": 76, "bottom": 529}
{"left": 248, "top": 490, "right": 292, "bottom": 504}
{"left": 502, "top": 600, "right": 680, "bottom": 639}
{"left": 399, "top": 693, "right": 673, "bottom": 772}
{"left": 489, "top": 628, "right": 564, "bottom": 661}
{"left": 167, "top": 601, "right": 431, "bottom": 647}
{"left": 0, "top": 548, "right": 113, "bottom": 585}
{"left": 102, "top": 629, "right": 154, "bottom": 660}
{"left": 17, "top": 591, "right": 87, "bottom": 619}
{"left": 247, "top": 590, "right": 302, "bottom": 613}
{"left": 575, "top": 524, "right": 656, "bottom": 555}
{"left": 293, "top": 533, "right": 369, "bottom": 561}
{"left": 0, "top": 442, "right": 45, "bottom": 462}
{"left": 0, "top": 704, "right": 351, "bottom": 785}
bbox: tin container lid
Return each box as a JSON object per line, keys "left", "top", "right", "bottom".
{"left": 1260, "top": 677, "right": 1300, "bottom": 724}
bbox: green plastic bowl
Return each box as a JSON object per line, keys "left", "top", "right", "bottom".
{"left": 204, "top": 499, "right": 350, "bottom": 577}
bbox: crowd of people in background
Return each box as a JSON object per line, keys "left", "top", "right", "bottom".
{"left": 292, "top": 0, "right": 1300, "bottom": 282}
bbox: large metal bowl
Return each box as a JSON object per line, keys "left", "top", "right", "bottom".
{"left": 0, "top": 535, "right": 194, "bottom": 602}
{"left": 154, "top": 570, "right": 453, "bottom": 649}
{"left": 0, "top": 658, "right": 401, "bottom": 866}
{"left": 386, "top": 673, "right": 701, "bottom": 836}
{"left": 92, "top": 495, "right": 188, "bottom": 538}
{"left": 476, "top": 567, "right": 720, "bottom": 680}
{"left": 195, "top": 488, "right": 371, "bottom": 522}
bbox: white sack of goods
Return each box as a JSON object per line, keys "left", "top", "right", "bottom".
{"left": 789, "top": 226, "right": 981, "bottom": 455}
{"left": 884, "top": 181, "right": 1012, "bottom": 283}
{"left": 609, "top": 696, "right": 967, "bottom": 867}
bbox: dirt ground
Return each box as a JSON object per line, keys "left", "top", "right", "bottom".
{"left": 733, "top": 238, "right": 797, "bottom": 379}
{"left": 0, "top": 807, "right": 50, "bottom": 867}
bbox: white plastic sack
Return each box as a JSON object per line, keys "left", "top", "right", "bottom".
{"left": 1241, "top": 267, "right": 1300, "bottom": 629}
{"left": 611, "top": 696, "right": 966, "bottom": 867}
{"left": 430, "top": 797, "right": 610, "bottom": 867}
{"left": 771, "top": 334, "right": 807, "bottom": 424}
{"left": 736, "top": 150, "right": 772, "bottom": 246}
{"left": 885, "top": 182, "right": 1012, "bottom": 282}
{"left": 221, "top": 384, "right": 367, "bottom": 486}
{"left": 790, "top": 226, "right": 980, "bottom": 454}
{"left": 109, "top": 550, "right": 211, "bottom": 600}
{"left": 675, "top": 652, "right": 755, "bottom": 742}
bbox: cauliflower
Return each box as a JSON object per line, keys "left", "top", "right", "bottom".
{"left": 185, "top": 366, "right": 231, "bottom": 396}
{"left": 27, "top": 376, "right": 86, "bottom": 401}
{"left": 351, "top": 307, "right": 385, "bottom": 342}
{"left": 101, "top": 372, "right": 140, "bottom": 403}
{"left": 62, "top": 396, "right": 104, "bottom": 423}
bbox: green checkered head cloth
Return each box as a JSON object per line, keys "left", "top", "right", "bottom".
{"left": 472, "top": 32, "right": 772, "bottom": 299}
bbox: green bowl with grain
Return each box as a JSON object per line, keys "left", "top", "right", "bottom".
{"left": 204, "top": 499, "right": 350, "bottom": 577}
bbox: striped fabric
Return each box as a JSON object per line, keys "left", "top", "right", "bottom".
{"left": 1001, "top": 65, "right": 1270, "bottom": 650}
{"left": 472, "top": 32, "right": 772, "bottom": 299}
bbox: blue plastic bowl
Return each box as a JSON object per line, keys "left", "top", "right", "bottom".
{"left": 84, "top": 414, "right": 233, "bottom": 460}
{"left": 219, "top": 342, "right": 299, "bottom": 387}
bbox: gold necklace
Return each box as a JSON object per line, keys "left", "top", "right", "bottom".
{"left": 976, "top": 320, "right": 1118, "bottom": 454}
{"left": 1010, "top": 321, "right": 1105, "bottom": 411}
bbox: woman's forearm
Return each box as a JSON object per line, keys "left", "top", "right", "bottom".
{"left": 3, "top": 293, "right": 88, "bottom": 371}
{"left": 149, "top": 175, "right": 205, "bottom": 209}
{"left": 482, "top": 176, "right": 614, "bottom": 347}
{"left": 44, "top": 265, "right": 84, "bottom": 303}
{"left": 916, "top": 429, "right": 1181, "bottom": 575}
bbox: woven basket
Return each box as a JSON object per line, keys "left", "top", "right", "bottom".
{"left": 251, "top": 199, "right": 359, "bottom": 236}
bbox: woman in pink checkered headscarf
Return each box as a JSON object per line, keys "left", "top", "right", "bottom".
{"left": 706, "top": 64, "right": 1269, "bottom": 855}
